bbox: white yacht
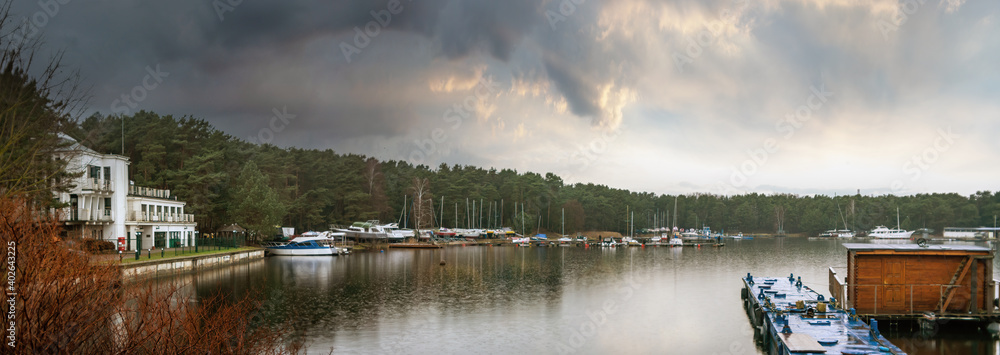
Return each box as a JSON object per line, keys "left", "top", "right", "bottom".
{"left": 868, "top": 226, "right": 913, "bottom": 239}
{"left": 335, "top": 220, "right": 391, "bottom": 240}
{"left": 832, "top": 229, "right": 855, "bottom": 238}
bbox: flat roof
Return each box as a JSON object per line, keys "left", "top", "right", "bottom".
{"left": 843, "top": 243, "right": 990, "bottom": 252}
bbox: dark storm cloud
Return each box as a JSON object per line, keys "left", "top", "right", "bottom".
{"left": 543, "top": 54, "right": 600, "bottom": 119}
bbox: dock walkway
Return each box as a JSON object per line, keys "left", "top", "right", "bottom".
{"left": 742, "top": 273, "right": 905, "bottom": 354}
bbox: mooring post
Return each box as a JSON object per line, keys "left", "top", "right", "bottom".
{"left": 971, "top": 258, "right": 978, "bottom": 313}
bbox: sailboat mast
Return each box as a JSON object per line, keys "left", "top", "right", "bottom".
{"left": 673, "top": 196, "right": 678, "bottom": 228}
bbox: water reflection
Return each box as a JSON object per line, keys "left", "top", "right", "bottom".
{"left": 176, "top": 239, "right": 999, "bottom": 354}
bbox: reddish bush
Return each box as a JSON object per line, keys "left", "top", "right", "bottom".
{"left": 81, "top": 239, "right": 116, "bottom": 254}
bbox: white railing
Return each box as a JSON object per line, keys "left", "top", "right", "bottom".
{"left": 128, "top": 211, "right": 195, "bottom": 223}
{"left": 128, "top": 185, "right": 174, "bottom": 199}
{"left": 81, "top": 178, "right": 113, "bottom": 192}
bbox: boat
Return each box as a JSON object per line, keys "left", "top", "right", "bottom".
{"left": 868, "top": 207, "right": 912, "bottom": 239}
{"left": 669, "top": 237, "right": 683, "bottom": 247}
{"left": 731, "top": 233, "right": 743, "bottom": 240}
{"left": 868, "top": 226, "right": 913, "bottom": 239}
{"left": 264, "top": 235, "right": 342, "bottom": 256}
{"left": 335, "top": 220, "right": 391, "bottom": 240}
{"left": 382, "top": 223, "right": 415, "bottom": 240}
{"left": 650, "top": 236, "right": 662, "bottom": 244}
{"left": 831, "top": 229, "right": 854, "bottom": 238}
{"left": 435, "top": 227, "right": 457, "bottom": 238}
{"left": 557, "top": 237, "right": 572, "bottom": 245}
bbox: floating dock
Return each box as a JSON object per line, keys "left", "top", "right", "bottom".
{"left": 742, "top": 273, "right": 905, "bottom": 354}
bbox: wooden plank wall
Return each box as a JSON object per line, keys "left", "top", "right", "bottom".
{"left": 848, "top": 251, "right": 991, "bottom": 314}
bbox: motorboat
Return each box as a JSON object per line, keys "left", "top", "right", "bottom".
{"left": 335, "top": 220, "right": 391, "bottom": 240}
{"left": 264, "top": 235, "right": 343, "bottom": 256}
{"left": 832, "top": 229, "right": 854, "bottom": 238}
{"left": 868, "top": 226, "right": 913, "bottom": 239}
{"left": 382, "top": 223, "right": 414, "bottom": 240}
{"left": 669, "top": 237, "right": 683, "bottom": 247}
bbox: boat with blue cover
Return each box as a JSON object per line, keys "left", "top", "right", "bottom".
{"left": 264, "top": 236, "right": 344, "bottom": 256}
{"left": 742, "top": 273, "right": 905, "bottom": 354}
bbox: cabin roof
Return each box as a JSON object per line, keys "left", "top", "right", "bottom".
{"left": 843, "top": 243, "right": 990, "bottom": 252}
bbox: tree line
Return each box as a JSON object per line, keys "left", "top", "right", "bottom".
{"left": 67, "top": 112, "right": 1000, "bottom": 239}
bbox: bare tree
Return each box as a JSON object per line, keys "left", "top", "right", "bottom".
{"left": 409, "top": 177, "right": 433, "bottom": 229}
{"left": 362, "top": 158, "right": 389, "bottom": 220}
{"left": 0, "top": 1, "right": 88, "bottom": 206}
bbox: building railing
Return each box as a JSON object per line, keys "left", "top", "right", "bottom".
{"left": 128, "top": 211, "right": 195, "bottom": 223}
{"left": 80, "top": 178, "right": 113, "bottom": 192}
{"left": 128, "top": 185, "right": 177, "bottom": 200}
{"left": 58, "top": 208, "right": 114, "bottom": 223}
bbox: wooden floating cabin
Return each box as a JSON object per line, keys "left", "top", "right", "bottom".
{"left": 829, "top": 243, "right": 995, "bottom": 321}
{"left": 742, "top": 273, "right": 905, "bottom": 354}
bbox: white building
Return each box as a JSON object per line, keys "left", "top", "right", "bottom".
{"left": 55, "top": 135, "right": 197, "bottom": 251}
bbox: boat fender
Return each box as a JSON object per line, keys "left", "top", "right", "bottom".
{"left": 805, "top": 307, "right": 816, "bottom": 318}
{"left": 788, "top": 273, "right": 794, "bottom": 282}
{"left": 741, "top": 287, "right": 748, "bottom": 300}
{"left": 817, "top": 302, "right": 826, "bottom": 313}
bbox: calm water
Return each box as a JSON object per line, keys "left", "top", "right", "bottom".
{"left": 178, "top": 238, "right": 1000, "bottom": 354}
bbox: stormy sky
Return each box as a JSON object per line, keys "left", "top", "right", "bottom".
{"left": 12, "top": 0, "right": 1000, "bottom": 196}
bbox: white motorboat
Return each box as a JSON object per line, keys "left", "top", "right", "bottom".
{"left": 832, "top": 229, "right": 854, "bottom": 238}
{"left": 264, "top": 235, "right": 343, "bottom": 256}
{"left": 869, "top": 226, "right": 913, "bottom": 239}
{"left": 869, "top": 207, "right": 912, "bottom": 239}
{"left": 335, "top": 220, "right": 391, "bottom": 240}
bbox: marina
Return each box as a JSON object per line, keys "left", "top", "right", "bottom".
{"left": 179, "top": 237, "right": 1000, "bottom": 354}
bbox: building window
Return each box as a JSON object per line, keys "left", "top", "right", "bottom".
{"left": 88, "top": 165, "right": 99, "bottom": 178}
{"left": 103, "top": 166, "right": 111, "bottom": 180}
{"left": 156, "top": 205, "right": 162, "bottom": 214}
{"left": 104, "top": 198, "right": 111, "bottom": 216}
{"left": 141, "top": 204, "right": 147, "bottom": 213}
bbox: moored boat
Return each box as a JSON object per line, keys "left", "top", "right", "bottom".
{"left": 264, "top": 236, "right": 343, "bottom": 256}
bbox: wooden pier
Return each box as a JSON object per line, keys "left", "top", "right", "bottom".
{"left": 743, "top": 273, "right": 905, "bottom": 354}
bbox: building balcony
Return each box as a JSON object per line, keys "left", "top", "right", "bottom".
{"left": 128, "top": 211, "right": 195, "bottom": 224}
{"left": 128, "top": 185, "right": 178, "bottom": 200}
{"left": 79, "top": 178, "right": 113, "bottom": 193}
{"left": 58, "top": 208, "right": 113, "bottom": 223}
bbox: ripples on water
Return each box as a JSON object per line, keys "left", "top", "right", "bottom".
{"left": 178, "top": 238, "right": 1000, "bottom": 354}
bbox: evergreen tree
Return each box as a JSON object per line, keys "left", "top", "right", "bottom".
{"left": 231, "top": 161, "right": 285, "bottom": 242}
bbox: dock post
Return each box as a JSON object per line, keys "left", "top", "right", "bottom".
{"left": 971, "top": 259, "right": 978, "bottom": 313}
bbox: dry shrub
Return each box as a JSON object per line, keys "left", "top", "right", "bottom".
{"left": 0, "top": 197, "right": 301, "bottom": 354}
{"left": 81, "top": 239, "right": 115, "bottom": 254}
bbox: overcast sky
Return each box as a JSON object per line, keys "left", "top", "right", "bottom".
{"left": 13, "top": 0, "right": 1000, "bottom": 196}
